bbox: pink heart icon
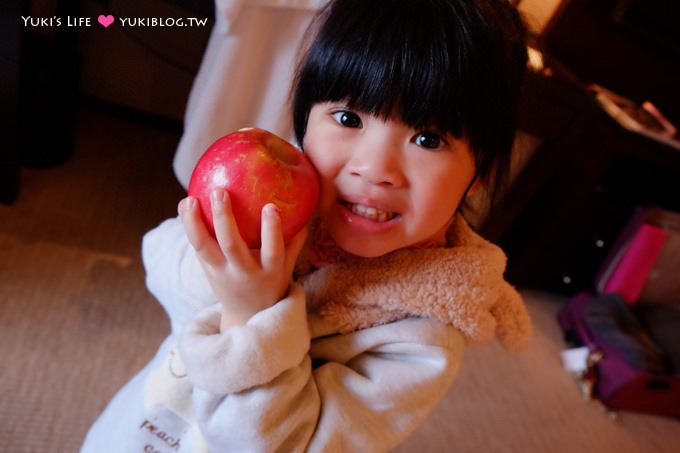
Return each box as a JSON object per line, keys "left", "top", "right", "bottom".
{"left": 98, "top": 15, "right": 114, "bottom": 28}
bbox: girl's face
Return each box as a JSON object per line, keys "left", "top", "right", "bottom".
{"left": 303, "top": 102, "right": 479, "bottom": 258}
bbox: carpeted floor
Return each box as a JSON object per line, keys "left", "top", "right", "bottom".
{"left": 1, "top": 108, "right": 678, "bottom": 452}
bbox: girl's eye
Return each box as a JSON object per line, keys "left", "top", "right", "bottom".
{"left": 331, "top": 110, "right": 362, "bottom": 128}
{"left": 414, "top": 132, "right": 443, "bottom": 149}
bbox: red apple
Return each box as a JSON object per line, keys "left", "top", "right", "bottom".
{"left": 187, "top": 128, "right": 320, "bottom": 248}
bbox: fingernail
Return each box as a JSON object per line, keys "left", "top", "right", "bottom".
{"left": 178, "top": 197, "right": 188, "bottom": 214}
{"left": 263, "top": 203, "right": 279, "bottom": 217}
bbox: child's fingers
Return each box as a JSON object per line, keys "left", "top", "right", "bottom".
{"left": 259, "top": 203, "right": 285, "bottom": 272}
{"left": 178, "top": 197, "right": 224, "bottom": 266}
{"left": 210, "top": 189, "right": 253, "bottom": 270}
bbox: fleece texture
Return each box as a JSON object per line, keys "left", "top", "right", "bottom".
{"left": 300, "top": 214, "right": 532, "bottom": 351}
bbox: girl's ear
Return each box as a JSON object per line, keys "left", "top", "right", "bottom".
{"left": 466, "top": 178, "right": 483, "bottom": 197}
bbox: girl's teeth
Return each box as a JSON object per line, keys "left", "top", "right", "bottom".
{"left": 350, "top": 203, "right": 395, "bottom": 222}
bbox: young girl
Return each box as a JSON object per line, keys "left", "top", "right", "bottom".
{"left": 82, "top": 0, "right": 532, "bottom": 451}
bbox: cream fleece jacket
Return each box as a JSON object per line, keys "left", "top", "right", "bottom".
{"left": 81, "top": 215, "right": 530, "bottom": 453}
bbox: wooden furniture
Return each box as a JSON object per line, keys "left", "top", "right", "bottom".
{"left": 1, "top": 0, "right": 22, "bottom": 204}
{"left": 482, "top": 0, "right": 680, "bottom": 294}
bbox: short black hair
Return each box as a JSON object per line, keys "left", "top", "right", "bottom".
{"left": 292, "top": 0, "right": 527, "bottom": 195}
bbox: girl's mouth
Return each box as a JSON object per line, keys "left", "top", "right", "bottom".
{"left": 339, "top": 199, "right": 398, "bottom": 222}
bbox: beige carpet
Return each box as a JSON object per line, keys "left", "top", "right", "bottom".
{"left": 1, "top": 109, "right": 678, "bottom": 452}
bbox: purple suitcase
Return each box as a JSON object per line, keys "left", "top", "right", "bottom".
{"left": 558, "top": 293, "right": 680, "bottom": 418}
{"left": 557, "top": 207, "right": 680, "bottom": 418}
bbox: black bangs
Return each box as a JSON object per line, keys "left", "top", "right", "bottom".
{"left": 294, "top": 0, "right": 471, "bottom": 141}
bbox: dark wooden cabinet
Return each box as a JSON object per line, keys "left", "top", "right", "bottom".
{"left": 1, "top": 1, "right": 22, "bottom": 204}
{"left": 542, "top": 0, "right": 680, "bottom": 126}
{"left": 1, "top": 1, "right": 82, "bottom": 204}
{"left": 482, "top": 0, "right": 680, "bottom": 295}
{"left": 485, "top": 92, "right": 680, "bottom": 294}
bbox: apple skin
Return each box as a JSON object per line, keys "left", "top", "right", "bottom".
{"left": 187, "top": 128, "right": 320, "bottom": 249}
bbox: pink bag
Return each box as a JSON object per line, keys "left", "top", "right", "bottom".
{"left": 595, "top": 207, "right": 680, "bottom": 305}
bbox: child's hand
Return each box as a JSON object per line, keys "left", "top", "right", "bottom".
{"left": 178, "top": 190, "right": 307, "bottom": 331}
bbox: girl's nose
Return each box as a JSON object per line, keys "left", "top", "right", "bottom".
{"left": 347, "top": 133, "right": 406, "bottom": 188}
